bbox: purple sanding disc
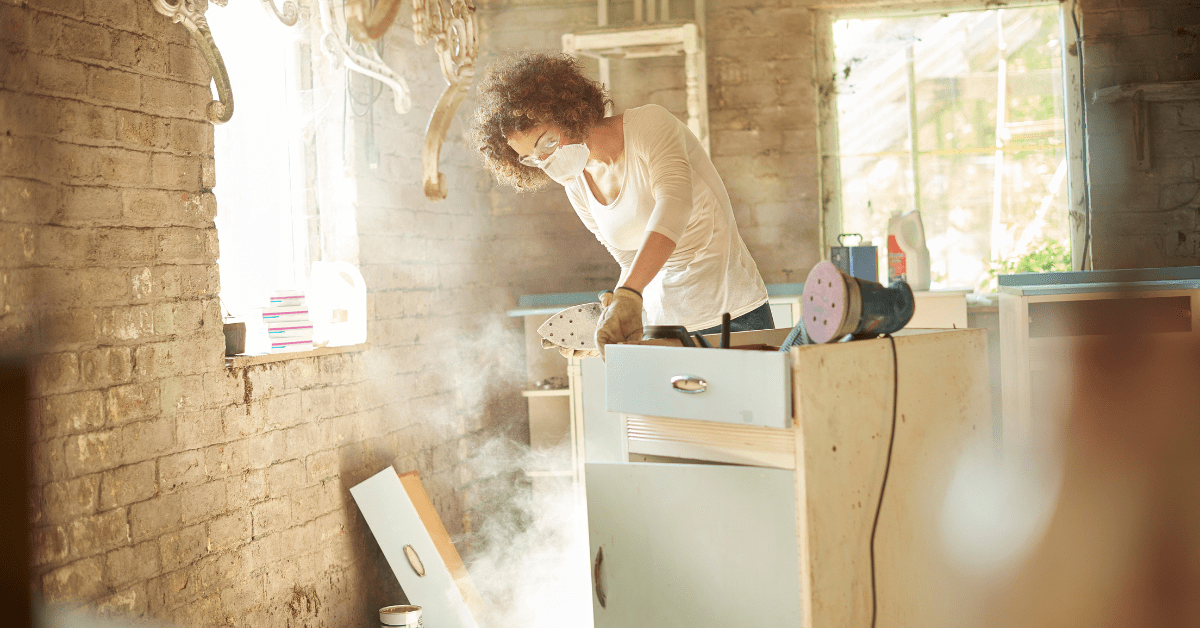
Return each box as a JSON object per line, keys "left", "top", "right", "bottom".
{"left": 802, "top": 261, "right": 851, "bottom": 344}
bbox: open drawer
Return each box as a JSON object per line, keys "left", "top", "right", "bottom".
{"left": 604, "top": 328, "right": 793, "bottom": 429}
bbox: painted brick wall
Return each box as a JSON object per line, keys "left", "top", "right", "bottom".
{"left": 472, "top": 0, "right": 822, "bottom": 293}
{"left": 1081, "top": 0, "right": 1200, "bottom": 268}
{"left": 2, "top": 0, "right": 518, "bottom": 625}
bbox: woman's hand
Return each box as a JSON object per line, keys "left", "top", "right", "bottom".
{"left": 594, "top": 287, "right": 644, "bottom": 358}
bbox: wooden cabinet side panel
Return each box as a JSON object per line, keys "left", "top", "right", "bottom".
{"left": 792, "top": 330, "right": 992, "bottom": 628}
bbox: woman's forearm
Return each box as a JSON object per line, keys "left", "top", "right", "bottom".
{"left": 619, "top": 231, "right": 677, "bottom": 293}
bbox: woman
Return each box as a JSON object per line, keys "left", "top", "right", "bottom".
{"left": 471, "top": 52, "right": 771, "bottom": 356}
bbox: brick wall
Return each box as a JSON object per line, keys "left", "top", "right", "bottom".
{"left": 2, "top": 0, "right": 517, "bottom": 625}
{"left": 1080, "top": 0, "right": 1200, "bottom": 268}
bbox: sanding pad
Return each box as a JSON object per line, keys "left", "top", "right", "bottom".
{"left": 802, "top": 261, "right": 853, "bottom": 343}
{"left": 537, "top": 302, "right": 603, "bottom": 351}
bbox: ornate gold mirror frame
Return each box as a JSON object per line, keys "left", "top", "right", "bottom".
{"left": 150, "top": 0, "right": 299, "bottom": 125}
{"left": 344, "top": 0, "right": 478, "bottom": 201}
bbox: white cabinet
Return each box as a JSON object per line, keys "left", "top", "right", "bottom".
{"left": 586, "top": 462, "right": 802, "bottom": 627}
{"left": 590, "top": 329, "right": 993, "bottom": 628}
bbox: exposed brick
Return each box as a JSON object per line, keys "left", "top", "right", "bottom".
{"left": 158, "top": 373, "right": 205, "bottom": 416}
{"left": 159, "top": 449, "right": 204, "bottom": 493}
{"left": 105, "top": 382, "right": 157, "bottom": 425}
{"left": 99, "top": 304, "right": 154, "bottom": 341}
{"left": 69, "top": 507, "right": 130, "bottom": 557}
{"left": 96, "top": 582, "right": 148, "bottom": 617}
{"left": 43, "top": 556, "right": 105, "bottom": 602}
{"left": 79, "top": 344, "right": 133, "bottom": 387}
{"left": 265, "top": 459, "right": 306, "bottom": 500}
{"left": 43, "top": 474, "right": 99, "bottom": 523}
{"left": 83, "top": 0, "right": 138, "bottom": 31}
{"left": 150, "top": 151, "right": 200, "bottom": 190}
{"left": 156, "top": 227, "right": 214, "bottom": 263}
{"left": 60, "top": 16, "right": 110, "bottom": 62}
{"left": 32, "top": 525, "right": 69, "bottom": 566}
{"left": 179, "top": 480, "right": 226, "bottom": 523}
{"left": 176, "top": 408, "right": 224, "bottom": 450}
{"left": 99, "top": 460, "right": 156, "bottom": 509}
{"left": 104, "top": 540, "right": 160, "bottom": 588}
{"left": 159, "top": 523, "right": 205, "bottom": 571}
{"left": 129, "top": 493, "right": 182, "bottom": 542}
{"left": 223, "top": 469, "right": 267, "bottom": 509}
{"left": 250, "top": 497, "right": 290, "bottom": 539}
{"left": 304, "top": 449, "right": 339, "bottom": 483}
{"left": 33, "top": 351, "right": 80, "bottom": 396}
{"left": 60, "top": 184, "right": 123, "bottom": 223}
{"left": 0, "top": 177, "right": 60, "bottom": 224}
{"left": 90, "top": 227, "right": 155, "bottom": 264}
{"left": 42, "top": 389, "right": 105, "bottom": 438}
{"left": 206, "top": 511, "right": 249, "bottom": 553}
{"left": 115, "top": 109, "right": 164, "bottom": 149}
{"left": 31, "top": 52, "right": 86, "bottom": 95}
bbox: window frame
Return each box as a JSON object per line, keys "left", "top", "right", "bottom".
{"left": 814, "top": 0, "right": 1089, "bottom": 274}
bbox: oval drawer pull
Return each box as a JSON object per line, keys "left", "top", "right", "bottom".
{"left": 671, "top": 375, "right": 707, "bottom": 393}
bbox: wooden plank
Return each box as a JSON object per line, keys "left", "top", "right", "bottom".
{"left": 625, "top": 414, "right": 796, "bottom": 469}
{"left": 350, "top": 469, "right": 483, "bottom": 628}
{"left": 1093, "top": 79, "right": 1200, "bottom": 103}
{"left": 791, "top": 329, "right": 991, "bottom": 628}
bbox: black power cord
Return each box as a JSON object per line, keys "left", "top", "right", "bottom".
{"left": 869, "top": 334, "right": 899, "bottom": 628}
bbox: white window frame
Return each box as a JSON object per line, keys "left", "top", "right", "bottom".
{"left": 814, "top": 0, "right": 1089, "bottom": 272}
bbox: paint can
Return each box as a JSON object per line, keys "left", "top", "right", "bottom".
{"left": 380, "top": 605, "right": 423, "bottom": 628}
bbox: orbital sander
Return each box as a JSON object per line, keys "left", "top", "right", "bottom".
{"left": 800, "top": 260, "right": 915, "bottom": 343}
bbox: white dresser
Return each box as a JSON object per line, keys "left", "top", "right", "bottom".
{"left": 587, "top": 328, "right": 992, "bottom": 628}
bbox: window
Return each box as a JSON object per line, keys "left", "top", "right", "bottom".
{"left": 827, "top": 4, "right": 1073, "bottom": 290}
{"left": 208, "top": 2, "right": 362, "bottom": 354}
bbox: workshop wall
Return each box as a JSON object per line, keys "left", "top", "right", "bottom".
{"left": 1080, "top": 0, "right": 1200, "bottom": 268}
{"left": 2, "top": 0, "right": 521, "bottom": 625}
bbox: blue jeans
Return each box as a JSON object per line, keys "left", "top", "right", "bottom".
{"left": 694, "top": 301, "right": 775, "bottom": 335}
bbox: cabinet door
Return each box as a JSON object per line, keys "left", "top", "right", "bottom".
{"left": 586, "top": 462, "right": 802, "bottom": 628}
{"left": 581, "top": 357, "right": 624, "bottom": 463}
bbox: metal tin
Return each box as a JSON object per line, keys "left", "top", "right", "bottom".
{"left": 830, "top": 233, "right": 878, "bottom": 283}
{"left": 380, "top": 605, "right": 423, "bottom": 627}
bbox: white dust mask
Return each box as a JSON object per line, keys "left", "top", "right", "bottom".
{"left": 539, "top": 143, "right": 590, "bottom": 185}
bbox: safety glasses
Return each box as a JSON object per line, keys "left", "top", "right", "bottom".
{"left": 517, "top": 131, "right": 562, "bottom": 167}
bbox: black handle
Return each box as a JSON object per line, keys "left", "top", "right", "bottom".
{"left": 593, "top": 546, "right": 607, "bottom": 608}
{"left": 837, "top": 232, "right": 865, "bottom": 246}
{"left": 720, "top": 312, "right": 731, "bottom": 349}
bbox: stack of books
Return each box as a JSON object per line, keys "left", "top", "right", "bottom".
{"left": 263, "top": 290, "right": 313, "bottom": 353}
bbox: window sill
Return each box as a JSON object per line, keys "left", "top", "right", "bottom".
{"left": 225, "top": 343, "right": 370, "bottom": 369}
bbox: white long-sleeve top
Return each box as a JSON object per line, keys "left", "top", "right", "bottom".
{"left": 563, "top": 104, "right": 769, "bottom": 331}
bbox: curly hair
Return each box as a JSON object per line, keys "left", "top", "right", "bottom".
{"left": 470, "top": 51, "right": 611, "bottom": 191}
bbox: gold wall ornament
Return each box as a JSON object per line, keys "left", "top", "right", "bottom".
{"left": 150, "top": 0, "right": 234, "bottom": 124}
{"left": 417, "top": 0, "right": 477, "bottom": 200}
{"left": 333, "top": 0, "right": 478, "bottom": 200}
{"left": 316, "top": 0, "right": 412, "bottom": 114}
{"left": 260, "top": 0, "right": 299, "bottom": 26}
{"left": 344, "top": 0, "right": 405, "bottom": 42}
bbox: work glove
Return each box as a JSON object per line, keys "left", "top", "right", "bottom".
{"left": 540, "top": 337, "right": 600, "bottom": 359}
{"left": 595, "top": 287, "right": 644, "bottom": 359}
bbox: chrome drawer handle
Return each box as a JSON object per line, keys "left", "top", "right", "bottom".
{"left": 671, "top": 375, "right": 707, "bottom": 393}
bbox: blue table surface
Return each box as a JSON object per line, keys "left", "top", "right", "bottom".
{"left": 507, "top": 283, "right": 806, "bottom": 316}
{"left": 998, "top": 266, "right": 1200, "bottom": 296}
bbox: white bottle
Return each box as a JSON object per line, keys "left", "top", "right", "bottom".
{"left": 887, "top": 210, "right": 931, "bottom": 291}
{"left": 309, "top": 261, "right": 368, "bottom": 347}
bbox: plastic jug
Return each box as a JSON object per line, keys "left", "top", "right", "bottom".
{"left": 308, "top": 261, "right": 367, "bottom": 347}
{"left": 887, "top": 210, "right": 931, "bottom": 291}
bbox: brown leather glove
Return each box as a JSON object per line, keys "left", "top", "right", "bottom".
{"left": 541, "top": 336, "right": 599, "bottom": 359}
{"left": 595, "top": 287, "right": 644, "bottom": 359}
